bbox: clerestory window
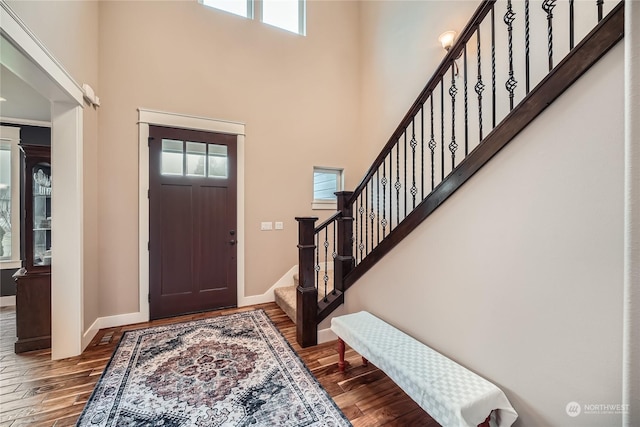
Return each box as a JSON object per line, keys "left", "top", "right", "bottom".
{"left": 200, "top": 0, "right": 306, "bottom": 36}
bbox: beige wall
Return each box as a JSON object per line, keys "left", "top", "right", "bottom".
{"left": 357, "top": 0, "right": 480, "bottom": 170}
{"left": 6, "top": 0, "right": 100, "bottom": 332}
{"left": 344, "top": 44, "right": 624, "bottom": 426}
{"left": 97, "top": 0, "right": 361, "bottom": 315}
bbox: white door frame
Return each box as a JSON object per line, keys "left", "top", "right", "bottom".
{"left": 1, "top": 1, "right": 85, "bottom": 359}
{"left": 137, "top": 108, "right": 247, "bottom": 322}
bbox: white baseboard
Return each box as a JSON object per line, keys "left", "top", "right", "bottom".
{"left": 81, "top": 317, "right": 100, "bottom": 350}
{"left": 80, "top": 265, "right": 301, "bottom": 350}
{"left": 99, "top": 311, "right": 148, "bottom": 329}
{"left": 318, "top": 327, "right": 337, "bottom": 344}
{"left": 81, "top": 311, "right": 148, "bottom": 351}
{"left": 0, "top": 295, "right": 16, "bottom": 307}
{"left": 238, "top": 265, "right": 298, "bottom": 307}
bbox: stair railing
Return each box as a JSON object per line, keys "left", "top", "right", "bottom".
{"left": 295, "top": 0, "right": 624, "bottom": 347}
{"left": 295, "top": 193, "right": 353, "bottom": 347}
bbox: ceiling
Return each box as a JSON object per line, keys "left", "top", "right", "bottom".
{"left": 0, "top": 63, "right": 51, "bottom": 122}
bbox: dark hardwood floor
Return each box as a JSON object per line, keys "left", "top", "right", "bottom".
{"left": 0, "top": 303, "right": 438, "bottom": 426}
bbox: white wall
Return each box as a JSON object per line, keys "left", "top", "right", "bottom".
{"left": 344, "top": 42, "right": 624, "bottom": 427}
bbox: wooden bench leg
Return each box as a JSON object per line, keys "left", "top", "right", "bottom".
{"left": 337, "top": 337, "right": 346, "bottom": 372}
{"left": 477, "top": 411, "right": 492, "bottom": 427}
{"left": 362, "top": 356, "right": 368, "bottom": 367}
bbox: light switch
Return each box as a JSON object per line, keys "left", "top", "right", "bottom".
{"left": 261, "top": 222, "right": 273, "bottom": 231}
{"left": 275, "top": 221, "right": 284, "bottom": 230}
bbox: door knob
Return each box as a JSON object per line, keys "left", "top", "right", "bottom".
{"left": 229, "top": 239, "right": 236, "bottom": 245}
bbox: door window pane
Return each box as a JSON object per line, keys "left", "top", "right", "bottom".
{"left": 208, "top": 144, "right": 228, "bottom": 178}
{"left": 161, "top": 139, "right": 183, "bottom": 176}
{"left": 186, "top": 142, "right": 207, "bottom": 177}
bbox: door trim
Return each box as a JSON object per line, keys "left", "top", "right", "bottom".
{"left": 138, "top": 108, "right": 245, "bottom": 322}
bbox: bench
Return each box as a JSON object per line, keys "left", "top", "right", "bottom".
{"left": 331, "top": 311, "right": 518, "bottom": 427}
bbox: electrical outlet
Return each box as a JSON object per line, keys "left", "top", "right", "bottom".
{"left": 261, "top": 222, "right": 273, "bottom": 231}
{"left": 275, "top": 221, "right": 284, "bottom": 230}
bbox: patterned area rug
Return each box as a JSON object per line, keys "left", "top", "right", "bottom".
{"left": 77, "top": 310, "right": 351, "bottom": 427}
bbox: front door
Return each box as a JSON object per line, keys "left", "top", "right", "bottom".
{"left": 149, "top": 125, "right": 237, "bottom": 319}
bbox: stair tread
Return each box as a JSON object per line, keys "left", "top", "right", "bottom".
{"left": 274, "top": 274, "right": 336, "bottom": 324}
{"left": 274, "top": 284, "right": 335, "bottom": 301}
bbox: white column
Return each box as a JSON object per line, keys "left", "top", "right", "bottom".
{"left": 51, "top": 103, "right": 84, "bottom": 360}
{"left": 623, "top": 1, "right": 640, "bottom": 425}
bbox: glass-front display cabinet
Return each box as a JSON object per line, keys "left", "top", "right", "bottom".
{"left": 13, "top": 144, "right": 51, "bottom": 353}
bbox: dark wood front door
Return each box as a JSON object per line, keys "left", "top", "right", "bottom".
{"left": 149, "top": 126, "right": 237, "bottom": 319}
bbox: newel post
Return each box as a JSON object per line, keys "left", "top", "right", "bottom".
{"left": 334, "top": 191, "right": 355, "bottom": 293}
{"left": 295, "top": 217, "right": 318, "bottom": 347}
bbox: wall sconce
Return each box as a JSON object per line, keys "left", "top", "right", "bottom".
{"left": 438, "top": 30, "right": 457, "bottom": 51}
{"left": 438, "top": 30, "right": 460, "bottom": 77}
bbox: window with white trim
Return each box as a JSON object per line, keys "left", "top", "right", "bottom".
{"left": 0, "top": 126, "right": 21, "bottom": 269}
{"left": 312, "top": 167, "right": 343, "bottom": 210}
{"left": 200, "top": 0, "right": 306, "bottom": 35}
{"left": 200, "top": 0, "right": 251, "bottom": 18}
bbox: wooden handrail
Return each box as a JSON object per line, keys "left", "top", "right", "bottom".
{"left": 315, "top": 211, "right": 341, "bottom": 234}
{"left": 294, "top": 0, "right": 624, "bottom": 348}
{"left": 348, "top": 0, "right": 497, "bottom": 204}
{"left": 344, "top": 1, "right": 624, "bottom": 289}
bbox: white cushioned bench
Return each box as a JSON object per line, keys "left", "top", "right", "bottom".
{"left": 331, "top": 311, "right": 518, "bottom": 427}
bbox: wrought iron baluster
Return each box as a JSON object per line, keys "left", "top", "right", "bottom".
{"left": 491, "top": 5, "right": 496, "bottom": 128}
{"left": 376, "top": 170, "right": 380, "bottom": 245}
{"left": 421, "top": 106, "right": 424, "bottom": 200}
{"left": 404, "top": 133, "right": 407, "bottom": 218}
{"left": 365, "top": 185, "right": 368, "bottom": 255}
{"left": 542, "top": 0, "right": 556, "bottom": 72}
{"left": 369, "top": 180, "right": 375, "bottom": 250}
{"left": 597, "top": 0, "right": 603, "bottom": 22}
{"left": 323, "top": 226, "right": 329, "bottom": 300}
{"left": 410, "top": 120, "right": 417, "bottom": 209}
{"left": 351, "top": 228, "right": 355, "bottom": 265}
{"left": 389, "top": 153, "right": 393, "bottom": 232}
{"left": 569, "top": 0, "right": 575, "bottom": 49}
{"left": 476, "top": 27, "right": 485, "bottom": 143}
{"left": 441, "top": 81, "right": 445, "bottom": 181}
{"left": 505, "top": 0, "right": 517, "bottom": 110}
{"left": 395, "top": 142, "right": 401, "bottom": 223}
{"left": 525, "top": 0, "right": 531, "bottom": 93}
{"left": 464, "top": 44, "right": 468, "bottom": 157}
{"left": 358, "top": 195, "right": 364, "bottom": 261}
{"left": 429, "top": 95, "right": 436, "bottom": 190}
{"left": 315, "top": 233, "right": 320, "bottom": 292}
{"left": 382, "top": 159, "right": 387, "bottom": 238}
{"left": 449, "top": 66, "right": 458, "bottom": 170}
{"left": 353, "top": 201, "right": 358, "bottom": 264}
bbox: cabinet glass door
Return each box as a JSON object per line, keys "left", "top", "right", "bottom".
{"left": 32, "top": 163, "right": 51, "bottom": 266}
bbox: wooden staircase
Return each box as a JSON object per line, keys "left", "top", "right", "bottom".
{"left": 287, "top": 0, "right": 625, "bottom": 347}
{"left": 274, "top": 270, "right": 334, "bottom": 324}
